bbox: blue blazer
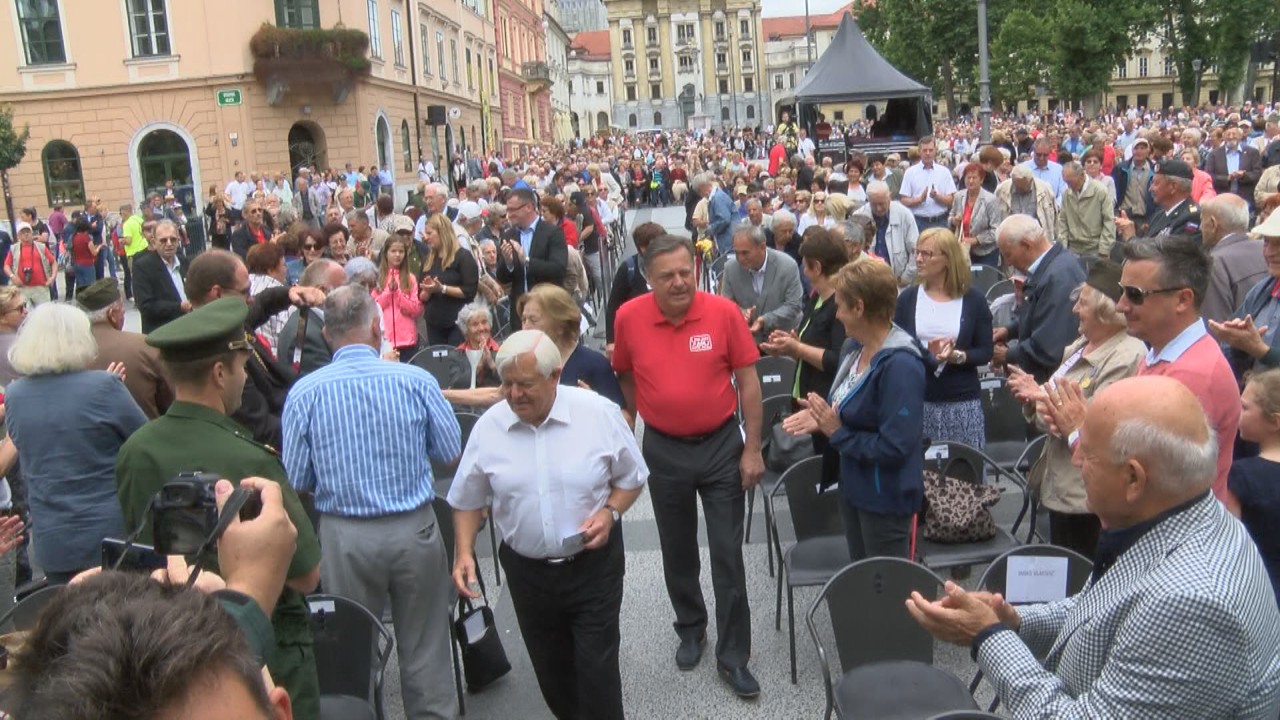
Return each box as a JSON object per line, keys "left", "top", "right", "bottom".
{"left": 894, "top": 286, "right": 994, "bottom": 403}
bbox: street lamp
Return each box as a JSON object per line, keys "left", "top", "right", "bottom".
{"left": 1192, "top": 58, "right": 1203, "bottom": 107}
{"left": 976, "top": 0, "right": 992, "bottom": 143}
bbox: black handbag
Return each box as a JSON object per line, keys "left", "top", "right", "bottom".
{"left": 766, "top": 415, "right": 815, "bottom": 472}
{"left": 453, "top": 597, "right": 511, "bottom": 692}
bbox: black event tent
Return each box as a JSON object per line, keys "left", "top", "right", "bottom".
{"left": 794, "top": 13, "right": 931, "bottom": 103}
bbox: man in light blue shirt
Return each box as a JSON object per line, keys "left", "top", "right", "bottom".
{"left": 283, "top": 284, "right": 461, "bottom": 720}
{"left": 1020, "top": 137, "right": 1064, "bottom": 201}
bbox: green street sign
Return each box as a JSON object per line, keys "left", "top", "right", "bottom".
{"left": 216, "top": 89, "right": 242, "bottom": 107}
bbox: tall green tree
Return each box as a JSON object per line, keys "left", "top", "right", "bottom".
{"left": 990, "top": 9, "right": 1053, "bottom": 107}
{"left": 1155, "top": 0, "right": 1280, "bottom": 104}
{"left": 0, "top": 106, "right": 30, "bottom": 238}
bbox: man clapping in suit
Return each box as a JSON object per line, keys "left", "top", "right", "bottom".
{"left": 132, "top": 219, "right": 191, "bottom": 332}
{"left": 497, "top": 188, "right": 567, "bottom": 325}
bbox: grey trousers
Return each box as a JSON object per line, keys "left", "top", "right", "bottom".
{"left": 642, "top": 420, "right": 752, "bottom": 669}
{"left": 319, "top": 504, "right": 458, "bottom": 720}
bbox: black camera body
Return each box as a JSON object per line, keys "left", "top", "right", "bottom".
{"left": 20, "top": 267, "right": 31, "bottom": 285}
{"left": 151, "top": 472, "right": 261, "bottom": 556}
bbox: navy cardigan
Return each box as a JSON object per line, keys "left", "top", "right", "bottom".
{"left": 893, "top": 285, "right": 994, "bottom": 403}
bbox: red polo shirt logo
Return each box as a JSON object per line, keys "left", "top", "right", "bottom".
{"left": 689, "top": 334, "right": 713, "bottom": 352}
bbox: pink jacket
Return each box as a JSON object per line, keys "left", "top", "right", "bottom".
{"left": 1191, "top": 169, "right": 1217, "bottom": 203}
{"left": 374, "top": 270, "right": 423, "bottom": 349}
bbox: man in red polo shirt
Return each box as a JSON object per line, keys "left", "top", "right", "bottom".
{"left": 612, "top": 234, "right": 765, "bottom": 700}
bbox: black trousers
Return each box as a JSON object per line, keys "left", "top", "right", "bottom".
{"left": 838, "top": 501, "right": 914, "bottom": 561}
{"left": 643, "top": 420, "right": 751, "bottom": 669}
{"left": 499, "top": 531, "right": 625, "bottom": 720}
{"left": 1049, "top": 510, "right": 1101, "bottom": 560}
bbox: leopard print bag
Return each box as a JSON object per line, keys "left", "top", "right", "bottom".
{"left": 921, "top": 469, "right": 1002, "bottom": 543}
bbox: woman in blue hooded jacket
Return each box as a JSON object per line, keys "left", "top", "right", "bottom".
{"left": 784, "top": 257, "right": 927, "bottom": 560}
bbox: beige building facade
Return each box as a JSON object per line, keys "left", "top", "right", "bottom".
{"left": 606, "top": 0, "right": 767, "bottom": 131}
{"left": 0, "top": 0, "right": 499, "bottom": 221}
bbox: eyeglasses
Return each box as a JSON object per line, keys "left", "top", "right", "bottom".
{"left": 303, "top": 243, "right": 319, "bottom": 250}
{"left": 915, "top": 250, "right": 938, "bottom": 260}
{"left": 157, "top": 236, "right": 180, "bottom": 245}
{"left": 1118, "top": 284, "right": 1187, "bottom": 305}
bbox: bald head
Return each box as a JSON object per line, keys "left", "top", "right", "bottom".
{"left": 1079, "top": 376, "right": 1216, "bottom": 526}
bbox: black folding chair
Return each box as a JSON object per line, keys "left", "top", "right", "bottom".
{"left": 755, "top": 355, "right": 798, "bottom": 401}
{"left": 767, "top": 455, "right": 850, "bottom": 684}
{"left": 969, "top": 264, "right": 1006, "bottom": 295}
{"left": 433, "top": 496, "right": 481, "bottom": 714}
{"left": 307, "top": 594, "right": 395, "bottom": 720}
{"left": 807, "top": 558, "right": 980, "bottom": 720}
{"left": 431, "top": 412, "right": 482, "bottom": 486}
{"left": 410, "top": 345, "right": 474, "bottom": 390}
{"left": 926, "top": 712, "right": 1004, "bottom": 720}
{"left": 491, "top": 297, "right": 513, "bottom": 341}
{"left": 914, "top": 442, "right": 1028, "bottom": 571}
{"left": 0, "top": 583, "right": 61, "bottom": 631}
{"left": 746, "top": 394, "right": 805, "bottom": 560}
{"left": 1010, "top": 435, "right": 1048, "bottom": 543}
{"left": 979, "top": 376, "right": 1037, "bottom": 472}
{"left": 968, "top": 545, "right": 1094, "bottom": 712}
{"left": 984, "top": 278, "right": 1014, "bottom": 304}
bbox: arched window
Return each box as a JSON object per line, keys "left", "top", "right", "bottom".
{"left": 42, "top": 140, "right": 84, "bottom": 206}
{"left": 721, "top": 107, "right": 730, "bottom": 121}
{"left": 596, "top": 111, "right": 608, "bottom": 130}
{"left": 654, "top": 111, "right": 662, "bottom": 126}
{"left": 746, "top": 105, "right": 755, "bottom": 120}
{"left": 401, "top": 119, "right": 412, "bottom": 172}
{"left": 628, "top": 113, "right": 637, "bottom": 127}
{"left": 376, "top": 115, "right": 391, "bottom": 171}
{"left": 137, "top": 129, "right": 193, "bottom": 211}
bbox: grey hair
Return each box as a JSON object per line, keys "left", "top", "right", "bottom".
{"left": 1202, "top": 194, "right": 1250, "bottom": 233}
{"left": 466, "top": 179, "right": 487, "bottom": 195}
{"left": 997, "top": 214, "right": 1047, "bottom": 248}
{"left": 1122, "top": 236, "right": 1211, "bottom": 308}
{"left": 10, "top": 303, "right": 97, "bottom": 376}
{"left": 1110, "top": 416, "right": 1217, "bottom": 495}
{"left": 478, "top": 238, "right": 497, "bottom": 250}
{"left": 495, "top": 329, "right": 561, "bottom": 379}
{"left": 733, "top": 224, "right": 766, "bottom": 246}
{"left": 322, "top": 285, "right": 378, "bottom": 343}
{"left": 154, "top": 219, "right": 179, "bottom": 236}
{"left": 838, "top": 217, "right": 872, "bottom": 248}
{"left": 344, "top": 257, "right": 379, "bottom": 288}
{"left": 771, "top": 208, "right": 797, "bottom": 228}
{"left": 346, "top": 209, "right": 368, "bottom": 226}
{"left": 1061, "top": 161, "right": 1083, "bottom": 178}
{"left": 691, "top": 172, "right": 715, "bottom": 193}
{"left": 643, "top": 233, "right": 695, "bottom": 270}
{"left": 487, "top": 203, "right": 507, "bottom": 219}
{"left": 744, "top": 198, "right": 763, "bottom": 211}
{"left": 455, "top": 301, "right": 491, "bottom": 331}
{"left": 299, "top": 259, "right": 343, "bottom": 290}
{"left": 865, "top": 180, "right": 891, "bottom": 199}
{"left": 85, "top": 302, "right": 121, "bottom": 324}
{"left": 426, "top": 182, "right": 449, "bottom": 197}
{"left": 1032, "top": 136, "right": 1053, "bottom": 151}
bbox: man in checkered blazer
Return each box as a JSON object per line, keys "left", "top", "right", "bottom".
{"left": 909, "top": 375, "right": 1280, "bottom": 718}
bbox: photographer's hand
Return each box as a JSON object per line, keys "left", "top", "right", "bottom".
{"left": 215, "top": 477, "right": 298, "bottom": 618}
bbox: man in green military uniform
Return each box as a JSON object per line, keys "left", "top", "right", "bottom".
{"left": 114, "top": 297, "right": 322, "bottom": 720}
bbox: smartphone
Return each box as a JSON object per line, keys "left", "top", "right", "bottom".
{"left": 101, "top": 538, "right": 167, "bottom": 574}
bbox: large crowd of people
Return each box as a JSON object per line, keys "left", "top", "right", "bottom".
{"left": 0, "top": 97, "right": 1278, "bottom": 718}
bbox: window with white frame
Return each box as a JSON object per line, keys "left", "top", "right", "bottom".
{"left": 451, "top": 38, "right": 459, "bottom": 83}
{"left": 596, "top": 80, "right": 604, "bottom": 94}
{"left": 1138, "top": 57, "right": 1148, "bottom": 77}
{"left": 1163, "top": 56, "right": 1173, "bottom": 76}
{"left": 676, "top": 23, "right": 694, "bottom": 42}
{"left": 437, "top": 31, "right": 446, "bottom": 78}
{"left": 275, "top": 0, "right": 319, "bottom": 29}
{"left": 625, "top": 59, "right": 634, "bottom": 74}
{"left": 678, "top": 55, "right": 692, "bottom": 71}
{"left": 391, "top": 8, "right": 404, "bottom": 65}
{"left": 622, "top": 28, "right": 631, "bottom": 46}
{"left": 739, "top": 18, "right": 749, "bottom": 35}
{"left": 421, "top": 24, "right": 432, "bottom": 75}
{"left": 648, "top": 57, "right": 659, "bottom": 73}
{"left": 788, "top": 72, "right": 795, "bottom": 87}
{"left": 1116, "top": 61, "right": 1127, "bottom": 79}
{"left": 718, "top": 79, "right": 728, "bottom": 94}
{"left": 128, "top": 0, "right": 171, "bottom": 57}
{"left": 16, "top": 0, "right": 67, "bottom": 65}
{"left": 626, "top": 84, "right": 636, "bottom": 101}
{"left": 650, "top": 82, "right": 661, "bottom": 99}
{"left": 488, "top": 53, "right": 496, "bottom": 94}
{"left": 715, "top": 52, "right": 726, "bottom": 67}
{"left": 466, "top": 47, "right": 474, "bottom": 89}
{"left": 646, "top": 26, "right": 657, "bottom": 44}
{"left": 774, "top": 74, "right": 784, "bottom": 90}
{"left": 367, "top": 0, "right": 382, "bottom": 59}
{"left": 714, "top": 21, "right": 724, "bottom": 40}
{"left": 744, "top": 76, "right": 753, "bottom": 92}
{"left": 741, "top": 49, "right": 751, "bottom": 65}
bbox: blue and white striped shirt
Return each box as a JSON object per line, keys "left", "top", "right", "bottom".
{"left": 283, "top": 344, "right": 462, "bottom": 517}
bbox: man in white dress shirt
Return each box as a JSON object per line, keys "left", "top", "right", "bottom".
{"left": 449, "top": 330, "right": 647, "bottom": 720}
{"left": 898, "top": 136, "right": 957, "bottom": 233}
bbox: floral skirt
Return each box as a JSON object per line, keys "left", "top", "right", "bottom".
{"left": 923, "top": 398, "right": 985, "bottom": 449}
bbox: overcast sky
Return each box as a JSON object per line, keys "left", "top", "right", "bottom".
{"left": 761, "top": 0, "right": 849, "bottom": 18}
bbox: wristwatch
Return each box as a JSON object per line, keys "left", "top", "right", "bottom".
{"left": 604, "top": 504, "right": 621, "bottom": 524}
{"left": 952, "top": 350, "right": 967, "bottom": 365}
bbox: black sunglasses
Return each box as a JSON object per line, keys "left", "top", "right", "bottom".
{"left": 1119, "top": 284, "right": 1187, "bottom": 305}
{"left": 303, "top": 243, "right": 319, "bottom": 250}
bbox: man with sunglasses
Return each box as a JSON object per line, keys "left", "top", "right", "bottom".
{"left": 132, "top": 219, "right": 191, "bottom": 333}
{"left": 1114, "top": 236, "right": 1239, "bottom": 501}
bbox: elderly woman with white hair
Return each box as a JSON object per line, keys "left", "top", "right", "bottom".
{"left": 5, "top": 303, "right": 146, "bottom": 583}
{"left": 1004, "top": 260, "right": 1146, "bottom": 558}
{"left": 456, "top": 302, "right": 501, "bottom": 388}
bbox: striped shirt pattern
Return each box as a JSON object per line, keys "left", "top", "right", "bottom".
{"left": 283, "top": 344, "right": 462, "bottom": 517}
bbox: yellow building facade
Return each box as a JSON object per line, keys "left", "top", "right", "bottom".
{"left": 0, "top": 0, "right": 499, "bottom": 219}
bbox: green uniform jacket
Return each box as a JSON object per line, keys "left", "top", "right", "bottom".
{"left": 114, "top": 401, "right": 321, "bottom": 720}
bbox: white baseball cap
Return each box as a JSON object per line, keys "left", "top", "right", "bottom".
{"left": 457, "top": 201, "right": 483, "bottom": 222}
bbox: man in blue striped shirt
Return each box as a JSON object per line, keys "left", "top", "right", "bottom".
{"left": 283, "top": 284, "right": 462, "bottom": 719}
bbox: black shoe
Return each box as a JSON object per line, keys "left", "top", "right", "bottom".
{"left": 718, "top": 664, "right": 760, "bottom": 699}
{"left": 675, "top": 631, "right": 706, "bottom": 671}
